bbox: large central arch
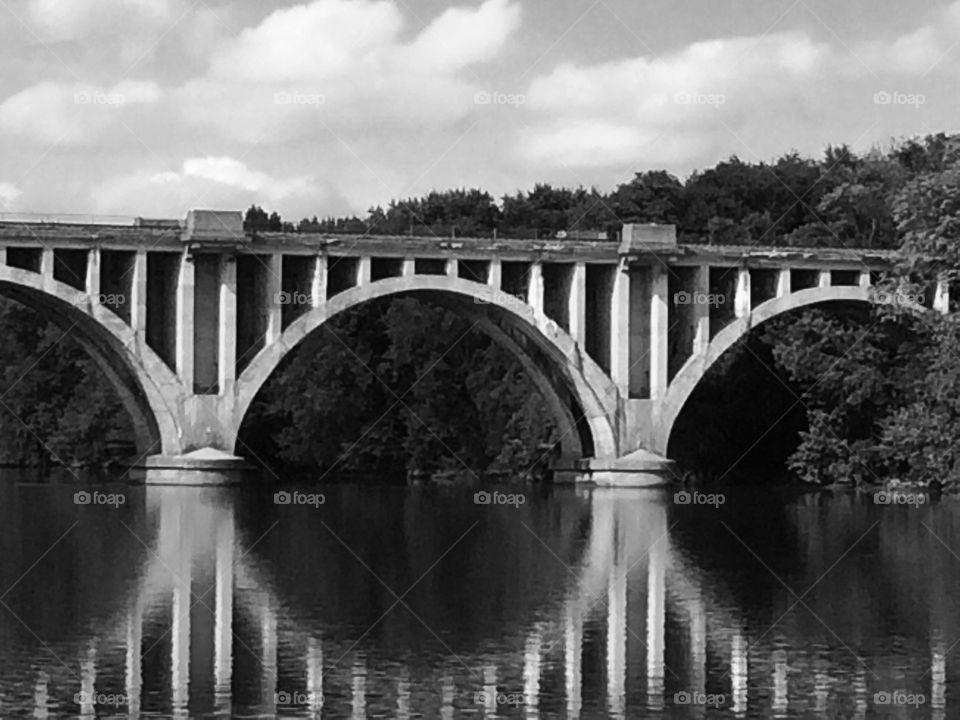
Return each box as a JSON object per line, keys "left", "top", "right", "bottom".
{"left": 651, "top": 284, "right": 904, "bottom": 455}
{"left": 232, "top": 275, "right": 621, "bottom": 461}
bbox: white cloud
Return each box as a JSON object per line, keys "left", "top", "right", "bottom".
{"left": 0, "top": 183, "right": 22, "bottom": 210}
{"left": 0, "top": 80, "right": 161, "bottom": 144}
{"left": 25, "top": 0, "right": 173, "bottom": 42}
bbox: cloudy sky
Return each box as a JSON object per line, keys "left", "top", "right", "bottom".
{"left": 0, "top": 0, "right": 956, "bottom": 220}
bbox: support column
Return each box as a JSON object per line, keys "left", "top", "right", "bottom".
{"left": 650, "top": 265, "right": 669, "bottom": 400}
{"left": 40, "top": 247, "right": 54, "bottom": 292}
{"left": 528, "top": 262, "right": 544, "bottom": 316}
{"left": 565, "top": 606, "right": 583, "bottom": 719}
{"left": 357, "top": 255, "right": 371, "bottom": 286}
{"left": 445, "top": 258, "right": 458, "bottom": 278}
{"left": 523, "top": 630, "right": 542, "bottom": 715}
{"left": 776, "top": 268, "right": 791, "bottom": 298}
{"left": 86, "top": 248, "right": 100, "bottom": 305}
{"left": 610, "top": 263, "right": 630, "bottom": 397}
{"left": 401, "top": 257, "right": 415, "bottom": 277}
{"left": 311, "top": 255, "right": 326, "bottom": 308}
{"left": 569, "top": 262, "right": 586, "bottom": 345}
{"left": 934, "top": 276, "right": 950, "bottom": 314}
{"left": 734, "top": 266, "right": 751, "bottom": 318}
{"left": 264, "top": 254, "right": 282, "bottom": 345}
{"left": 131, "top": 250, "right": 147, "bottom": 342}
{"left": 606, "top": 568, "right": 627, "bottom": 718}
{"left": 0, "top": 246, "right": 5, "bottom": 266}
{"left": 218, "top": 256, "right": 237, "bottom": 393}
{"left": 488, "top": 258, "right": 502, "bottom": 291}
{"left": 176, "top": 253, "right": 195, "bottom": 388}
{"left": 692, "top": 265, "right": 710, "bottom": 356}
{"left": 818, "top": 269, "right": 831, "bottom": 288}
{"left": 858, "top": 270, "right": 871, "bottom": 289}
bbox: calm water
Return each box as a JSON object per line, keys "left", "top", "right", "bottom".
{"left": 0, "top": 471, "right": 957, "bottom": 718}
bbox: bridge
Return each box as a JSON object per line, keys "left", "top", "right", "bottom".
{"left": 0, "top": 209, "right": 940, "bottom": 483}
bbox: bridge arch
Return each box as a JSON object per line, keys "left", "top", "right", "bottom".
{"left": 233, "top": 274, "right": 620, "bottom": 462}
{"left": 0, "top": 264, "right": 186, "bottom": 458}
{"left": 653, "top": 284, "right": 899, "bottom": 455}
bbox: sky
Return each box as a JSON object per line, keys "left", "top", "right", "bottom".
{"left": 0, "top": 0, "right": 957, "bottom": 221}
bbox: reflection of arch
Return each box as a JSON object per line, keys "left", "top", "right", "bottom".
{"left": 0, "top": 265, "right": 185, "bottom": 456}
{"left": 654, "top": 285, "right": 889, "bottom": 454}
{"left": 234, "top": 275, "right": 619, "bottom": 459}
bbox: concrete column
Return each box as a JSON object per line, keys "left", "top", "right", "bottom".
{"left": 175, "top": 253, "right": 195, "bottom": 388}
{"left": 818, "top": 269, "right": 831, "bottom": 288}
{"left": 125, "top": 601, "right": 143, "bottom": 719}
{"left": 131, "top": 250, "right": 147, "bottom": 341}
{"left": 218, "top": 256, "right": 237, "bottom": 392}
{"left": 0, "top": 246, "right": 5, "bottom": 266}
{"left": 357, "top": 255, "right": 371, "bottom": 286}
{"left": 934, "top": 277, "right": 950, "bottom": 314}
{"left": 731, "top": 632, "right": 748, "bottom": 717}
{"left": 858, "top": 270, "right": 871, "bottom": 289}
{"left": 606, "top": 569, "right": 627, "bottom": 718}
{"left": 311, "top": 255, "right": 327, "bottom": 308}
{"left": 40, "top": 247, "right": 54, "bottom": 292}
{"left": 692, "top": 265, "right": 710, "bottom": 356}
{"left": 351, "top": 656, "right": 367, "bottom": 720}
{"left": 610, "top": 262, "right": 630, "bottom": 397}
{"left": 260, "top": 603, "right": 277, "bottom": 716}
{"left": 569, "top": 262, "right": 586, "bottom": 345}
{"left": 523, "top": 630, "right": 542, "bottom": 714}
{"left": 264, "top": 254, "right": 282, "bottom": 345}
{"left": 734, "top": 266, "right": 751, "bottom": 318}
{"left": 85, "top": 248, "right": 100, "bottom": 305}
{"left": 776, "top": 268, "right": 791, "bottom": 298}
{"left": 646, "top": 537, "right": 665, "bottom": 711}
{"left": 650, "top": 265, "right": 669, "bottom": 400}
{"left": 401, "top": 257, "right": 415, "bottom": 277}
{"left": 482, "top": 664, "right": 497, "bottom": 716}
{"left": 565, "top": 605, "right": 583, "bottom": 719}
{"left": 528, "top": 262, "right": 544, "bottom": 315}
{"left": 214, "top": 515, "right": 234, "bottom": 699}
{"left": 307, "top": 638, "right": 324, "bottom": 713}
{"left": 488, "top": 258, "right": 502, "bottom": 291}
{"left": 445, "top": 257, "right": 458, "bottom": 277}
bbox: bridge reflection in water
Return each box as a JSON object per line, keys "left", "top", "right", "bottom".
{"left": 5, "top": 482, "right": 955, "bottom": 718}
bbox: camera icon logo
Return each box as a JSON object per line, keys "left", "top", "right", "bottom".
{"left": 474, "top": 491, "right": 492, "bottom": 505}
{"left": 674, "top": 691, "right": 692, "bottom": 704}
{"left": 674, "top": 291, "right": 691, "bottom": 304}
{"left": 276, "top": 691, "right": 292, "bottom": 704}
{"left": 874, "top": 691, "right": 891, "bottom": 704}
{"left": 873, "top": 91, "right": 892, "bottom": 105}
{"left": 874, "top": 491, "right": 890, "bottom": 504}
{"left": 274, "top": 491, "right": 292, "bottom": 505}
{"left": 673, "top": 491, "right": 692, "bottom": 505}
{"left": 74, "top": 490, "right": 92, "bottom": 505}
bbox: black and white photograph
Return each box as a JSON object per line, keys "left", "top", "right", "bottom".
{"left": 0, "top": 0, "right": 958, "bottom": 717}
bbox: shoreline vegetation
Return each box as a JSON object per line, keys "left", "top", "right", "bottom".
{"left": 3, "top": 134, "right": 960, "bottom": 488}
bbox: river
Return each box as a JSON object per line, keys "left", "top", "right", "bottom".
{"left": 0, "top": 471, "right": 953, "bottom": 718}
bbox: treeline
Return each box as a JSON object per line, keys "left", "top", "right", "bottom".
{"left": 250, "top": 134, "right": 959, "bottom": 248}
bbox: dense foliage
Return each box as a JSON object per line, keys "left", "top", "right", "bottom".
{"left": 5, "top": 133, "right": 960, "bottom": 486}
